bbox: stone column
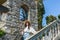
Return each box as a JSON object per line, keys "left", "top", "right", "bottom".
{"left": 33, "top": 1, "right": 38, "bottom": 31}
{"left": 28, "top": 8, "right": 30, "bottom": 21}
{"left": 29, "top": 1, "right": 37, "bottom": 30}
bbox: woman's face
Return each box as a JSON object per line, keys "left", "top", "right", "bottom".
{"left": 26, "top": 23, "right": 29, "bottom": 26}
{"left": 26, "top": 23, "right": 30, "bottom": 29}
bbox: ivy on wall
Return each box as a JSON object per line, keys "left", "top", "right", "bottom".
{"left": 38, "top": 0, "right": 45, "bottom": 30}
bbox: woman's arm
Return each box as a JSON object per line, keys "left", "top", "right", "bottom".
{"left": 30, "top": 27, "right": 37, "bottom": 34}
{"left": 21, "top": 30, "right": 24, "bottom": 35}
{"left": 21, "top": 27, "right": 28, "bottom": 35}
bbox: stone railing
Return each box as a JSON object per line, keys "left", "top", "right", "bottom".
{"left": 27, "top": 20, "right": 60, "bottom": 40}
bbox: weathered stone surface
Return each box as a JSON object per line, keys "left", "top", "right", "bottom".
{"left": 0, "top": 0, "right": 39, "bottom": 40}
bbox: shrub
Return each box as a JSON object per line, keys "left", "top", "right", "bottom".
{"left": 0, "top": 29, "right": 6, "bottom": 37}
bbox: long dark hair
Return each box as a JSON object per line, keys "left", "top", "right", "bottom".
{"left": 25, "top": 21, "right": 31, "bottom": 27}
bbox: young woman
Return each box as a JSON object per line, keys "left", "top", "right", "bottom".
{"left": 21, "top": 21, "right": 36, "bottom": 40}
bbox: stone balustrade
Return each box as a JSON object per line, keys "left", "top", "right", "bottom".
{"left": 27, "top": 20, "right": 60, "bottom": 40}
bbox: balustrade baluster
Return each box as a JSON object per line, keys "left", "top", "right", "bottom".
{"left": 54, "top": 26, "right": 57, "bottom": 37}
{"left": 58, "top": 20, "right": 60, "bottom": 32}
{"left": 44, "top": 30, "right": 48, "bottom": 40}
{"left": 59, "top": 23, "right": 60, "bottom": 32}
{"left": 39, "top": 36, "right": 42, "bottom": 40}
{"left": 57, "top": 22, "right": 60, "bottom": 33}
{"left": 56, "top": 23, "right": 58, "bottom": 34}
{"left": 59, "top": 24, "right": 60, "bottom": 32}
{"left": 54, "top": 25, "right": 55, "bottom": 37}
{"left": 51, "top": 26, "right": 53, "bottom": 40}
{"left": 52, "top": 24, "right": 55, "bottom": 40}
{"left": 47, "top": 28, "right": 51, "bottom": 40}
{"left": 55, "top": 23, "right": 57, "bottom": 37}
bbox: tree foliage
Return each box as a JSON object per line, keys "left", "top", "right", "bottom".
{"left": 46, "top": 15, "right": 56, "bottom": 24}
{"left": 38, "top": 1, "right": 45, "bottom": 30}
{"left": 58, "top": 14, "right": 60, "bottom": 19}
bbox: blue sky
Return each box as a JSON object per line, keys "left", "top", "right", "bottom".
{"left": 42, "top": 0, "right": 60, "bottom": 26}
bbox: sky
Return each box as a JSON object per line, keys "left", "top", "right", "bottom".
{"left": 42, "top": 0, "right": 60, "bottom": 26}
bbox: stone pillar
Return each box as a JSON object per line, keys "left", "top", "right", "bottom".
{"left": 30, "top": 1, "right": 38, "bottom": 31}
{"left": 35, "top": 1, "right": 38, "bottom": 30}
{"left": 28, "top": 8, "right": 30, "bottom": 21}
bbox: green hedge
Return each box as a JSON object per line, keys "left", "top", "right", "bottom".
{"left": 0, "top": 29, "right": 6, "bottom": 37}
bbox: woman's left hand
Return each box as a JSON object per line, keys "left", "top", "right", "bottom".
{"left": 30, "top": 32, "right": 33, "bottom": 35}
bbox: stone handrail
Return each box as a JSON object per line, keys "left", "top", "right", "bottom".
{"left": 27, "top": 20, "right": 60, "bottom": 40}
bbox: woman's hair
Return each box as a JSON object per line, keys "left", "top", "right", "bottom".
{"left": 25, "top": 21, "right": 31, "bottom": 27}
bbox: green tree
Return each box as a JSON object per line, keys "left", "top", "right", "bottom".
{"left": 46, "top": 15, "right": 56, "bottom": 24}
{"left": 38, "top": 0, "right": 45, "bottom": 30}
{"left": 58, "top": 14, "right": 60, "bottom": 19}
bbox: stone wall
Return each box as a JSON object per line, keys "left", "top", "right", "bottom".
{"left": 5, "top": 0, "right": 38, "bottom": 31}
{"left": 0, "top": 0, "right": 38, "bottom": 40}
